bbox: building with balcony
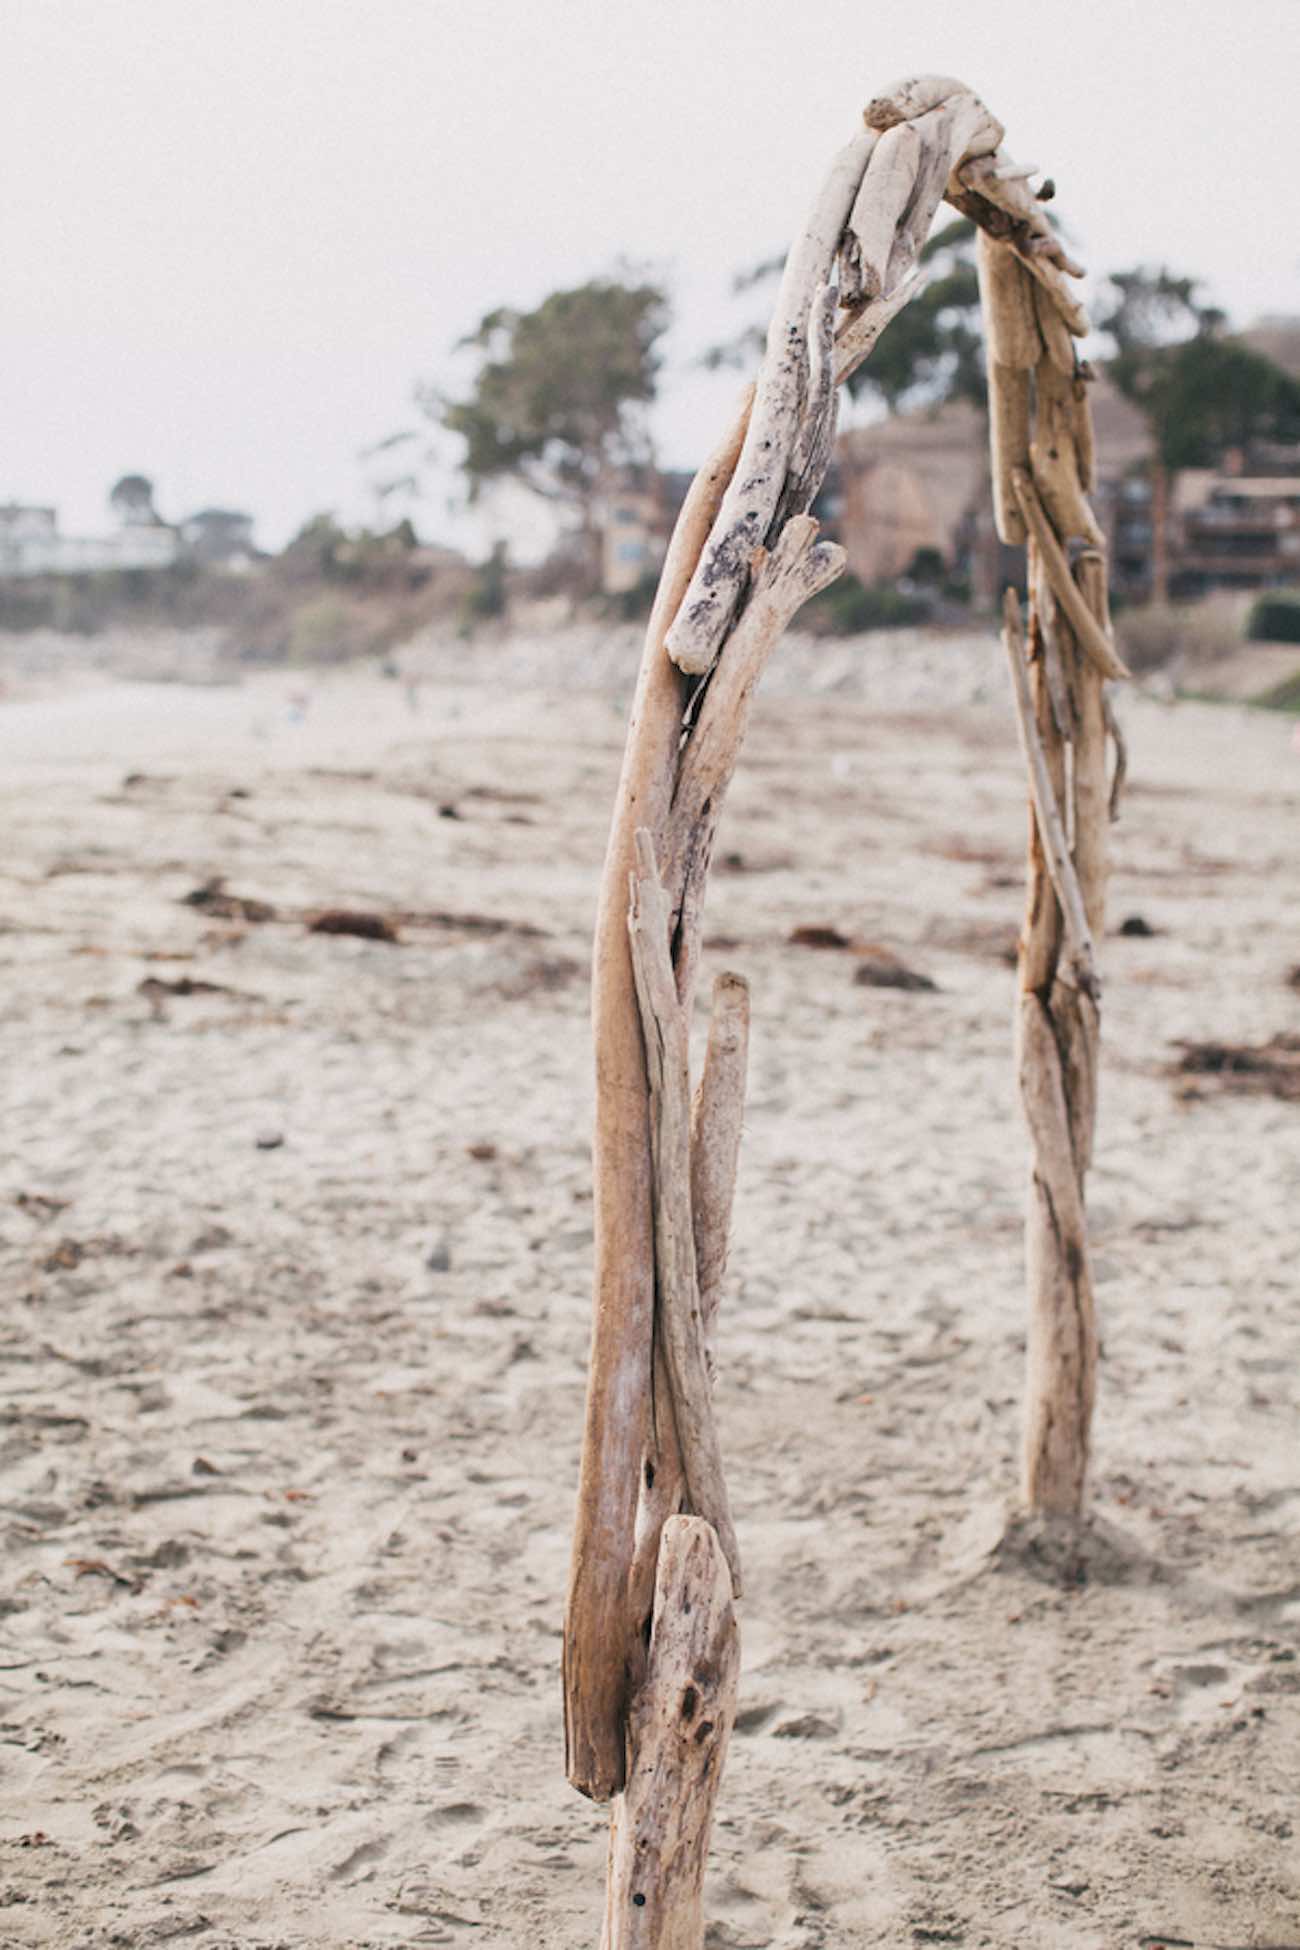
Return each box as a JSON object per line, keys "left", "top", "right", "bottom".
{"left": 1174, "top": 476, "right": 1300, "bottom": 594}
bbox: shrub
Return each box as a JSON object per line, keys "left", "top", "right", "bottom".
{"left": 286, "top": 596, "right": 374, "bottom": 663}
{"left": 459, "top": 542, "right": 509, "bottom": 632}
{"left": 1117, "top": 594, "right": 1245, "bottom": 673}
{"left": 804, "top": 573, "right": 930, "bottom": 636}
{"left": 1253, "top": 665, "right": 1300, "bottom": 712}
{"left": 1246, "top": 589, "right": 1300, "bottom": 645}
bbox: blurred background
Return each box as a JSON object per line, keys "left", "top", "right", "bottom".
{"left": 4, "top": 0, "right": 1300, "bottom": 687}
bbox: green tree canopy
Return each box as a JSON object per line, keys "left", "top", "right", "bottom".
{"left": 437, "top": 276, "right": 670, "bottom": 517}
{"left": 1099, "top": 269, "right": 1300, "bottom": 469}
{"left": 1097, "top": 266, "right": 1300, "bottom": 598}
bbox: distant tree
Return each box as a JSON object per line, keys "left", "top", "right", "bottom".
{"left": 434, "top": 276, "right": 670, "bottom": 588}
{"left": 280, "top": 512, "right": 346, "bottom": 579}
{"left": 278, "top": 511, "right": 428, "bottom": 591}
{"left": 461, "top": 540, "right": 509, "bottom": 631}
{"left": 1098, "top": 268, "right": 1300, "bottom": 600}
{"left": 109, "top": 474, "right": 159, "bottom": 526}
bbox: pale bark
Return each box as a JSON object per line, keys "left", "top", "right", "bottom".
{"left": 1032, "top": 277, "right": 1077, "bottom": 376}
{"left": 629, "top": 972, "right": 749, "bottom": 1659}
{"left": 1018, "top": 550, "right": 1066, "bottom": 999}
{"left": 832, "top": 268, "right": 922, "bottom": 387}
{"left": 1008, "top": 248, "right": 1090, "bottom": 339}
{"left": 1102, "top": 683, "right": 1128, "bottom": 822}
{"left": 1072, "top": 370, "right": 1097, "bottom": 492}
{"left": 602, "top": 1517, "right": 740, "bottom": 1950}
{"left": 665, "top": 135, "right": 872, "bottom": 675}
{"left": 988, "top": 361, "right": 1032, "bottom": 545}
{"left": 977, "top": 229, "right": 1041, "bottom": 369}
{"left": 665, "top": 516, "right": 844, "bottom": 1007}
{"left": 1068, "top": 554, "right": 1111, "bottom": 937}
{"left": 992, "top": 292, "right": 1118, "bottom": 1518}
{"left": 956, "top": 152, "right": 1082, "bottom": 269}
{"left": 1008, "top": 556, "right": 1107, "bottom": 1514}
{"left": 690, "top": 975, "right": 751, "bottom": 1348}
{"left": 953, "top": 152, "right": 1090, "bottom": 336}
{"left": 1018, "top": 992, "right": 1100, "bottom": 1514}
{"left": 564, "top": 394, "right": 752, "bottom": 1803}
{"left": 864, "top": 72, "right": 1002, "bottom": 145}
{"left": 1012, "top": 468, "right": 1128, "bottom": 679}
{"left": 664, "top": 76, "right": 1009, "bottom": 678}
{"left": 1030, "top": 363, "right": 1105, "bottom": 548}
{"left": 627, "top": 833, "right": 741, "bottom": 1596}
{"left": 788, "top": 281, "right": 839, "bottom": 502}
{"left": 845, "top": 121, "right": 922, "bottom": 303}
{"left": 835, "top": 130, "right": 882, "bottom": 307}
{"left": 1002, "top": 592, "right": 1097, "bottom": 997}
{"left": 1031, "top": 538, "right": 1075, "bottom": 742}
{"left": 886, "top": 95, "right": 1001, "bottom": 285}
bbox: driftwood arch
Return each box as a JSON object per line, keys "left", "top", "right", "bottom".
{"left": 563, "top": 73, "right": 1129, "bottom": 1945}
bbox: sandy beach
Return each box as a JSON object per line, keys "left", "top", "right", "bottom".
{"left": 1, "top": 626, "right": 1297, "bottom": 1948}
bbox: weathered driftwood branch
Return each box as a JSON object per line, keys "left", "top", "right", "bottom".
{"left": 1012, "top": 468, "right": 1128, "bottom": 680}
{"left": 1031, "top": 365, "right": 1105, "bottom": 547}
{"left": 666, "top": 516, "right": 844, "bottom": 1008}
{"left": 666, "top": 76, "right": 1002, "bottom": 679}
{"left": 565, "top": 396, "right": 753, "bottom": 1804}
{"left": 988, "top": 360, "right": 1032, "bottom": 546}
{"left": 664, "top": 134, "right": 875, "bottom": 674}
{"left": 863, "top": 71, "right": 1000, "bottom": 140}
{"left": 1017, "top": 984, "right": 1100, "bottom": 1513}
{"left": 976, "top": 228, "right": 1041, "bottom": 368}
{"left": 1002, "top": 592, "right": 1097, "bottom": 996}
{"left": 950, "top": 152, "right": 1090, "bottom": 338}
{"left": 627, "top": 831, "right": 742, "bottom": 1596}
{"left": 691, "top": 975, "right": 751, "bottom": 1350}
{"left": 846, "top": 120, "right": 921, "bottom": 303}
{"left": 832, "top": 267, "right": 922, "bottom": 387}
{"left": 884, "top": 94, "right": 999, "bottom": 286}
{"left": 602, "top": 1517, "right": 740, "bottom": 1950}
{"left": 1103, "top": 687, "right": 1128, "bottom": 821}
{"left": 628, "top": 972, "right": 750, "bottom": 1652}
{"left": 998, "top": 321, "right": 1121, "bottom": 1515}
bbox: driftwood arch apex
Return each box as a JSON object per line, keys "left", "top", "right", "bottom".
{"left": 565, "top": 73, "right": 1129, "bottom": 1945}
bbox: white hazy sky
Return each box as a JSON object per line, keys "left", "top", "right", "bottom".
{"left": 5, "top": 0, "right": 1297, "bottom": 555}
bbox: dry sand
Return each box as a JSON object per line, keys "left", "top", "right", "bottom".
{"left": 1, "top": 625, "right": 1297, "bottom": 1948}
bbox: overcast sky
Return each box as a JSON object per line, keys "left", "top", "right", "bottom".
{"left": 5, "top": 0, "right": 1297, "bottom": 555}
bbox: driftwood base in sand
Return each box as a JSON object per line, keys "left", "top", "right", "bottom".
{"left": 602, "top": 1517, "right": 739, "bottom": 1950}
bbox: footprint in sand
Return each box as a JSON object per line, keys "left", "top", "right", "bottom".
{"left": 330, "top": 1834, "right": 389, "bottom": 1883}
{"left": 427, "top": 1801, "right": 483, "bottom": 1828}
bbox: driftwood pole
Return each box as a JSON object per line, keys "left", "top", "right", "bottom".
{"left": 565, "top": 73, "right": 1127, "bottom": 1942}
{"left": 965, "top": 177, "right": 1127, "bottom": 1515}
